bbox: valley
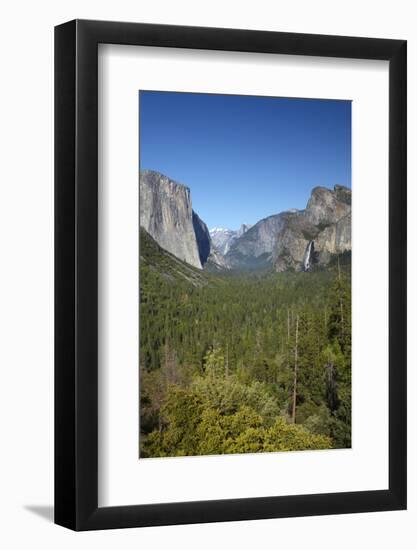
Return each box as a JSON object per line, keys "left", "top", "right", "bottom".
{"left": 140, "top": 170, "right": 351, "bottom": 273}
{"left": 137, "top": 90, "right": 352, "bottom": 459}
{"left": 140, "top": 218, "right": 351, "bottom": 457}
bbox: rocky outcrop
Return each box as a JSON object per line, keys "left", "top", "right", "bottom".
{"left": 203, "top": 249, "right": 230, "bottom": 272}
{"left": 140, "top": 169, "right": 351, "bottom": 273}
{"left": 273, "top": 212, "right": 320, "bottom": 272}
{"left": 273, "top": 185, "right": 351, "bottom": 272}
{"left": 140, "top": 170, "right": 231, "bottom": 271}
{"left": 313, "top": 213, "right": 351, "bottom": 265}
{"left": 209, "top": 224, "right": 251, "bottom": 256}
{"left": 209, "top": 228, "right": 236, "bottom": 255}
{"left": 237, "top": 223, "right": 252, "bottom": 238}
{"left": 304, "top": 186, "right": 351, "bottom": 226}
{"left": 225, "top": 215, "right": 286, "bottom": 269}
{"left": 140, "top": 227, "right": 209, "bottom": 288}
{"left": 140, "top": 170, "right": 202, "bottom": 269}
{"left": 193, "top": 212, "right": 230, "bottom": 270}
{"left": 192, "top": 211, "right": 211, "bottom": 265}
{"left": 221, "top": 184, "right": 351, "bottom": 272}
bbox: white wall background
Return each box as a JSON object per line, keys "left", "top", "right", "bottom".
{"left": 0, "top": 0, "right": 415, "bottom": 548}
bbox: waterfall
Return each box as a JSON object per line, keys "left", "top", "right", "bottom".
{"left": 303, "top": 240, "right": 314, "bottom": 271}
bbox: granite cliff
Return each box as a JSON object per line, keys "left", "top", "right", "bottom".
{"left": 218, "top": 185, "right": 351, "bottom": 272}
{"left": 140, "top": 170, "right": 226, "bottom": 270}
{"left": 224, "top": 214, "right": 287, "bottom": 269}
{"left": 273, "top": 185, "right": 351, "bottom": 272}
{"left": 140, "top": 170, "right": 351, "bottom": 273}
{"left": 140, "top": 170, "right": 203, "bottom": 268}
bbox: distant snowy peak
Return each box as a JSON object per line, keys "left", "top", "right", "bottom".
{"left": 209, "top": 224, "right": 251, "bottom": 237}
{"left": 209, "top": 228, "right": 235, "bottom": 255}
{"left": 210, "top": 227, "right": 229, "bottom": 233}
{"left": 209, "top": 224, "right": 251, "bottom": 255}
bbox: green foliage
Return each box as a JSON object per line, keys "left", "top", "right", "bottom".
{"left": 140, "top": 229, "right": 351, "bottom": 456}
{"left": 142, "top": 370, "right": 332, "bottom": 457}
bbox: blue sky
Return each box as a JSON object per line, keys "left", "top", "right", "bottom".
{"left": 139, "top": 91, "right": 351, "bottom": 230}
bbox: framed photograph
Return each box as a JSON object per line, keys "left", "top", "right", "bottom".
{"left": 55, "top": 20, "right": 406, "bottom": 530}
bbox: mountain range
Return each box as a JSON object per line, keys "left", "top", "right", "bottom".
{"left": 209, "top": 224, "right": 252, "bottom": 255}
{"left": 139, "top": 169, "right": 351, "bottom": 273}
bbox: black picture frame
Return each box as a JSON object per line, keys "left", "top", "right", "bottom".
{"left": 55, "top": 19, "right": 407, "bottom": 531}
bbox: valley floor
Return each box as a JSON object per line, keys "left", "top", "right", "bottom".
{"left": 139, "top": 230, "right": 351, "bottom": 458}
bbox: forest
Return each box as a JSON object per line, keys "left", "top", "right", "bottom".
{"left": 139, "top": 229, "right": 351, "bottom": 458}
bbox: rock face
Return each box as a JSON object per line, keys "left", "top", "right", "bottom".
{"left": 204, "top": 248, "right": 231, "bottom": 272}
{"left": 140, "top": 227, "right": 208, "bottom": 288}
{"left": 237, "top": 223, "right": 252, "bottom": 238}
{"left": 209, "top": 228, "right": 236, "bottom": 255}
{"left": 209, "top": 224, "right": 251, "bottom": 256}
{"left": 225, "top": 214, "right": 286, "bottom": 269}
{"left": 272, "top": 211, "right": 318, "bottom": 272}
{"left": 305, "top": 186, "right": 351, "bottom": 226}
{"left": 192, "top": 211, "right": 211, "bottom": 265}
{"left": 219, "top": 184, "right": 351, "bottom": 272}
{"left": 313, "top": 213, "right": 351, "bottom": 265}
{"left": 140, "top": 170, "right": 230, "bottom": 271}
{"left": 273, "top": 185, "right": 351, "bottom": 272}
{"left": 140, "top": 170, "right": 202, "bottom": 269}
{"left": 140, "top": 169, "right": 351, "bottom": 273}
